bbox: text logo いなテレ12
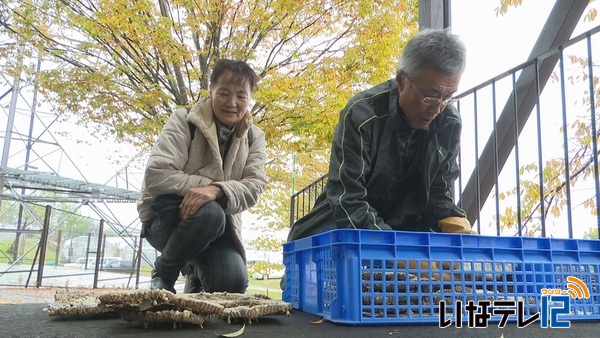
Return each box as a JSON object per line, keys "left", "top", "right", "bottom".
{"left": 540, "top": 276, "right": 591, "bottom": 328}
{"left": 439, "top": 275, "right": 591, "bottom": 328}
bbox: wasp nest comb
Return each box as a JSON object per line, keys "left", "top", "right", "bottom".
{"left": 46, "top": 289, "right": 292, "bottom": 328}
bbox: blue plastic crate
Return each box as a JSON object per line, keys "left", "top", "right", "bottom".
{"left": 282, "top": 229, "right": 600, "bottom": 325}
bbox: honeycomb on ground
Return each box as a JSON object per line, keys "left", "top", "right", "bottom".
{"left": 45, "top": 289, "right": 292, "bottom": 328}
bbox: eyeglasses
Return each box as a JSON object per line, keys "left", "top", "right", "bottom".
{"left": 405, "top": 74, "right": 459, "bottom": 106}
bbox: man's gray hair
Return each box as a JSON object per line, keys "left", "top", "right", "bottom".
{"left": 396, "top": 28, "right": 466, "bottom": 77}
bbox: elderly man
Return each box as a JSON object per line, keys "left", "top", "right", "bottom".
{"left": 287, "top": 28, "right": 476, "bottom": 242}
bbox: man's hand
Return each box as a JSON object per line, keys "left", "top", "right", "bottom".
{"left": 180, "top": 185, "right": 224, "bottom": 220}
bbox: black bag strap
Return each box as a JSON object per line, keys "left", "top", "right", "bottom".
{"left": 185, "top": 107, "right": 195, "bottom": 139}
{"left": 188, "top": 120, "right": 196, "bottom": 140}
{"left": 247, "top": 127, "right": 254, "bottom": 147}
{"left": 185, "top": 106, "right": 253, "bottom": 146}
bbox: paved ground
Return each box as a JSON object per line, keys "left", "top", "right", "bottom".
{"left": 0, "top": 286, "right": 61, "bottom": 304}
{"left": 0, "top": 287, "right": 598, "bottom": 338}
{"left": 0, "top": 263, "right": 187, "bottom": 293}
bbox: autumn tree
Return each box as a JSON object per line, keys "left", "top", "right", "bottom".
{"left": 0, "top": 0, "right": 418, "bottom": 250}
{"left": 583, "top": 226, "right": 598, "bottom": 239}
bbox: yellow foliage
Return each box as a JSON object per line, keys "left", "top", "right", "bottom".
{"left": 586, "top": 7, "right": 598, "bottom": 22}
{"left": 495, "top": 0, "right": 523, "bottom": 16}
{"left": 4, "top": 0, "right": 417, "bottom": 243}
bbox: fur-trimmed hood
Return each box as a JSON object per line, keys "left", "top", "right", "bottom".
{"left": 186, "top": 97, "right": 252, "bottom": 141}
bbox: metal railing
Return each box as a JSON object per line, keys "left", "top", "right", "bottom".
{"left": 0, "top": 201, "right": 149, "bottom": 289}
{"left": 289, "top": 174, "right": 328, "bottom": 226}
{"left": 458, "top": 25, "right": 600, "bottom": 238}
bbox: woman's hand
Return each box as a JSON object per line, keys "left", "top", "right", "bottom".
{"left": 180, "top": 185, "right": 224, "bottom": 220}
{"left": 244, "top": 110, "right": 252, "bottom": 125}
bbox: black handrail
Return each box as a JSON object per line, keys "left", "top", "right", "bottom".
{"left": 289, "top": 174, "right": 328, "bottom": 226}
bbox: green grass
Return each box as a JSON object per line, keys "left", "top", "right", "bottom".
{"left": 140, "top": 265, "right": 153, "bottom": 274}
{"left": 247, "top": 277, "right": 283, "bottom": 299}
{"left": 141, "top": 268, "right": 283, "bottom": 299}
{"left": 0, "top": 238, "right": 58, "bottom": 264}
{"left": 1, "top": 240, "right": 285, "bottom": 300}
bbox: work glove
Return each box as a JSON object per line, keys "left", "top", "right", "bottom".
{"left": 438, "top": 216, "right": 478, "bottom": 234}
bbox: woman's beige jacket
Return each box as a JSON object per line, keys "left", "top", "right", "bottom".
{"left": 137, "top": 97, "right": 268, "bottom": 258}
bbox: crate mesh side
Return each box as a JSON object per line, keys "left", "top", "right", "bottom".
{"left": 317, "top": 246, "right": 336, "bottom": 316}
{"left": 282, "top": 249, "right": 299, "bottom": 308}
{"left": 285, "top": 230, "right": 600, "bottom": 325}
{"left": 356, "top": 259, "right": 600, "bottom": 323}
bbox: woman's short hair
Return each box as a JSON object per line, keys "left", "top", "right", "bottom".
{"left": 210, "top": 59, "right": 260, "bottom": 92}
